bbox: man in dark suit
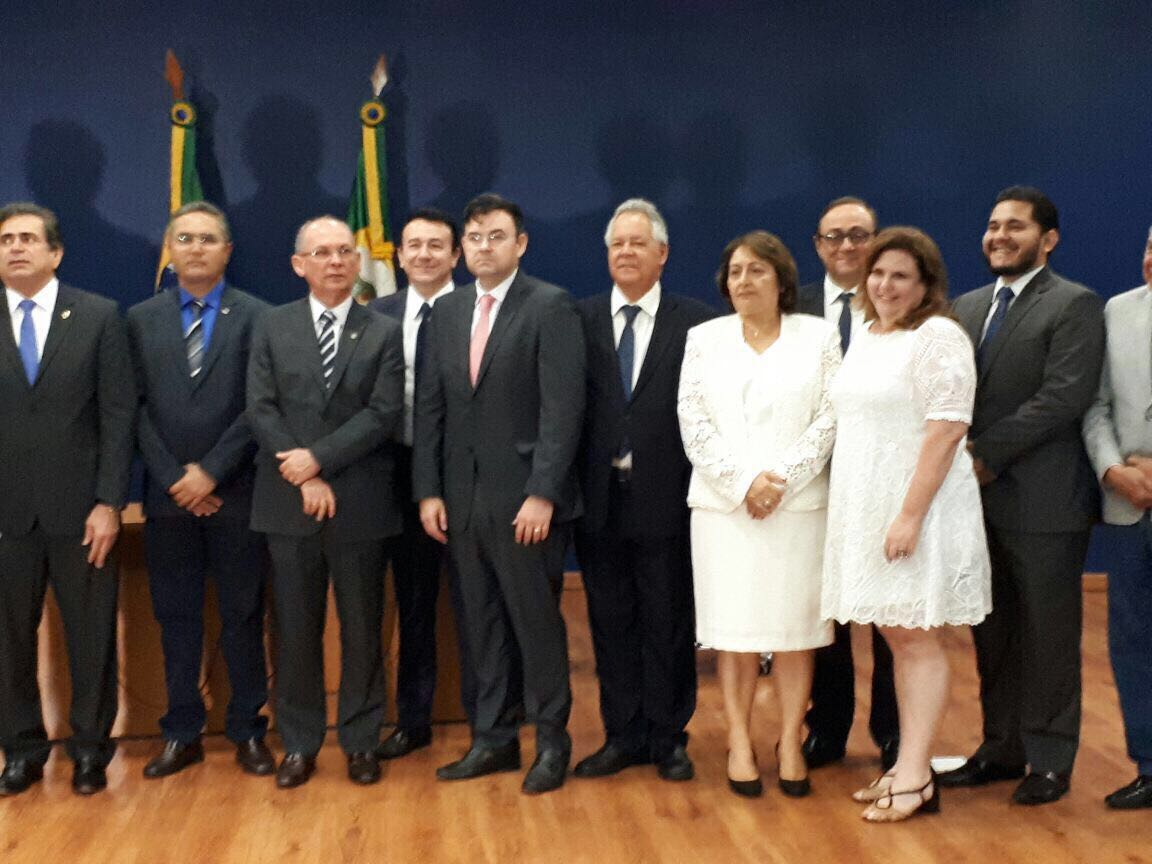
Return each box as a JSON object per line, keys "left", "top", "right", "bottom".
{"left": 0, "top": 202, "right": 134, "bottom": 796}
{"left": 796, "top": 196, "right": 899, "bottom": 772}
{"left": 368, "top": 207, "right": 477, "bottom": 757}
{"left": 127, "top": 202, "right": 273, "bottom": 779}
{"left": 247, "top": 215, "right": 405, "bottom": 789}
{"left": 572, "top": 199, "right": 712, "bottom": 782}
{"left": 940, "top": 186, "right": 1105, "bottom": 805}
{"left": 413, "top": 193, "right": 585, "bottom": 795}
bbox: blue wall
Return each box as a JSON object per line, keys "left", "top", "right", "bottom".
{"left": 2, "top": 0, "right": 1147, "bottom": 566}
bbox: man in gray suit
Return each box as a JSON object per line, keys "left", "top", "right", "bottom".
{"left": 247, "top": 216, "right": 405, "bottom": 789}
{"left": 940, "top": 186, "right": 1104, "bottom": 805}
{"left": 1081, "top": 227, "right": 1152, "bottom": 810}
{"left": 127, "top": 202, "right": 273, "bottom": 779}
{"left": 0, "top": 202, "right": 134, "bottom": 796}
{"left": 413, "top": 193, "right": 585, "bottom": 795}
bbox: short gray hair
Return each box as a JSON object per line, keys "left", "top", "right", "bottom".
{"left": 294, "top": 215, "right": 353, "bottom": 252}
{"left": 604, "top": 198, "right": 669, "bottom": 246}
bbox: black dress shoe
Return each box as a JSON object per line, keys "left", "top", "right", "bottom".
{"left": 275, "top": 753, "right": 316, "bottom": 789}
{"left": 143, "top": 739, "right": 204, "bottom": 779}
{"left": 801, "top": 733, "right": 846, "bottom": 770}
{"left": 436, "top": 742, "right": 520, "bottom": 781}
{"left": 376, "top": 726, "right": 433, "bottom": 760}
{"left": 656, "top": 745, "right": 694, "bottom": 782}
{"left": 1105, "top": 775, "right": 1152, "bottom": 810}
{"left": 0, "top": 760, "right": 44, "bottom": 796}
{"left": 521, "top": 749, "right": 570, "bottom": 794}
{"left": 1012, "top": 770, "right": 1070, "bottom": 805}
{"left": 235, "top": 738, "right": 276, "bottom": 776}
{"left": 937, "top": 757, "right": 1026, "bottom": 788}
{"left": 347, "top": 752, "right": 382, "bottom": 785}
{"left": 72, "top": 758, "right": 107, "bottom": 795}
{"left": 573, "top": 743, "right": 648, "bottom": 778}
{"left": 879, "top": 738, "right": 900, "bottom": 773}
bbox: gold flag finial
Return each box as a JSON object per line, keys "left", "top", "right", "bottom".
{"left": 370, "top": 54, "right": 389, "bottom": 98}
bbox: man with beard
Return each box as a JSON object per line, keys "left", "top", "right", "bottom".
{"left": 942, "top": 186, "right": 1104, "bottom": 805}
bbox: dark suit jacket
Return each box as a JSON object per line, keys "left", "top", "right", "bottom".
{"left": 0, "top": 283, "right": 134, "bottom": 536}
{"left": 797, "top": 281, "right": 824, "bottom": 317}
{"left": 368, "top": 290, "right": 406, "bottom": 321}
{"left": 412, "top": 272, "right": 585, "bottom": 530}
{"left": 369, "top": 289, "right": 417, "bottom": 511}
{"left": 127, "top": 285, "right": 268, "bottom": 521}
{"left": 952, "top": 267, "right": 1105, "bottom": 533}
{"left": 576, "top": 290, "right": 714, "bottom": 537}
{"left": 247, "top": 297, "right": 405, "bottom": 542}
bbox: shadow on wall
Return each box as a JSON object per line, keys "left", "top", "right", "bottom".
{"left": 23, "top": 120, "right": 158, "bottom": 309}
{"left": 227, "top": 93, "right": 347, "bottom": 306}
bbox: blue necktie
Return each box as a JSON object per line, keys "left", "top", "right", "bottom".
{"left": 836, "top": 292, "right": 853, "bottom": 355}
{"left": 17, "top": 299, "right": 39, "bottom": 385}
{"left": 977, "top": 286, "right": 1014, "bottom": 371}
{"left": 618, "top": 305, "right": 642, "bottom": 401}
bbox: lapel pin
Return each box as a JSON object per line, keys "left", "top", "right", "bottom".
{"left": 60, "top": 309, "right": 71, "bottom": 319}
{"left": 349, "top": 331, "right": 359, "bottom": 340}
{"left": 221, "top": 306, "right": 231, "bottom": 315}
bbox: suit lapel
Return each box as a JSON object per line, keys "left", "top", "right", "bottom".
{"left": 979, "top": 270, "right": 1051, "bottom": 380}
{"left": 632, "top": 294, "right": 676, "bottom": 401}
{"left": 326, "top": 302, "right": 368, "bottom": 402}
{"left": 36, "top": 286, "right": 76, "bottom": 385}
{"left": 192, "top": 286, "right": 238, "bottom": 388}
{"left": 159, "top": 288, "right": 196, "bottom": 390}
{"left": 0, "top": 298, "right": 26, "bottom": 383}
{"left": 475, "top": 275, "right": 527, "bottom": 389}
{"left": 957, "top": 285, "right": 992, "bottom": 345}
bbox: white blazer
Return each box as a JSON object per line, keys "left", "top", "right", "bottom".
{"left": 678, "top": 312, "right": 840, "bottom": 514}
{"left": 1082, "top": 284, "right": 1152, "bottom": 525}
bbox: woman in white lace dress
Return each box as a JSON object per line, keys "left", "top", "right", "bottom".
{"left": 822, "top": 227, "right": 992, "bottom": 822}
{"left": 678, "top": 231, "right": 840, "bottom": 798}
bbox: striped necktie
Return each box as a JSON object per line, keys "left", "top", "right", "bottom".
{"left": 185, "top": 299, "right": 206, "bottom": 377}
{"left": 318, "top": 310, "right": 337, "bottom": 388}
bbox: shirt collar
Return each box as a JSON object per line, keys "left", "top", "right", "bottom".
{"left": 308, "top": 292, "right": 354, "bottom": 329}
{"left": 405, "top": 281, "right": 454, "bottom": 322}
{"left": 179, "top": 279, "right": 225, "bottom": 310}
{"left": 611, "top": 281, "right": 662, "bottom": 318}
{"left": 823, "top": 273, "right": 858, "bottom": 306}
{"left": 995, "top": 265, "right": 1044, "bottom": 297}
{"left": 475, "top": 269, "right": 517, "bottom": 305}
{"left": 6, "top": 276, "right": 59, "bottom": 316}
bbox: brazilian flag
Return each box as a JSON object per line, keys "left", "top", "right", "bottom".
{"left": 156, "top": 50, "right": 204, "bottom": 291}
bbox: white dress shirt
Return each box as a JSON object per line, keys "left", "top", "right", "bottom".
{"left": 6, "top": 278, "right": 58, "bottom": 360}
{"left": 308, "top": 293, "right": 354, "bottom": 352}
{"left": 402, "top": 281, "right": 454, "bottom": 445}
{"left": 611, "top": 280, "right": 661, "bottom": 389}
{"left": 980, "top": 266, "right": 1043, "bottom": 339}
{"left": 471, "top": 269, "right": 517, "bottom": 335}
{"left": 821, "top": 275, "right": 865, "bottom": 337}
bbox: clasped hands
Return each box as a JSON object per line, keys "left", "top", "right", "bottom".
{"left": 744, "top": 470, "right": 786, "bottom": 520}
{"left": 274, "top": 448, "right": 335, "bottom": 521}
{"left": 1105, "top": 455, "right": 1152, "bottom": 509}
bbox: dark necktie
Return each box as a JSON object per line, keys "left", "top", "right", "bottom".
{"left": 17, "top": 298, "right": 38, "bottom": 385}
{"left": 618, "top": 304, "right": 642, "bottom": 401}
{"left": 977, "top": 286, "right": 1014, "bottom": 371}
{"left": 836, "top": 292, "right": 853, "bottom": 355}
{"left": 414, "top": 302, "right": 431, "bottom": 388}
{"left": 318, "top": 310, "right": 336, "bottom": 388}
{"left": 185, "top": 299, "right": 206, "bottom": 377}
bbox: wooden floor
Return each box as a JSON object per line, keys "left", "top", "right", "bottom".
{"left": 2, "top": 578, "right": 1150, "bottom": 864}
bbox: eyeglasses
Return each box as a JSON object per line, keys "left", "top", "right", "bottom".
{"left": 302, "top": 246, "right": 359, "bottom": 260}
{"left": 816, "top": 229, "right": 873, "bottom": 247}
{"left": 173, "top": 232, "right": 225, "bottom": 247}
{"left": 0, "top": 232, "right": 47, "bottom": 248}
{"left": 463, "top": 230, "right": 512, "bottom": 248}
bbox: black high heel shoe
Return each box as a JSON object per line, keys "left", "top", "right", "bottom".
{"left": 776, "top": 741, "right": 811, "bottom": 798}
{"left": 727, "top": 750, "right": 763, "bottom": 798}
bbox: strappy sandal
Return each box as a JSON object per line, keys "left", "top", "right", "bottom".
{"left": 853, "top": 769, "right": 896, "bottom": 802}
{"left": 862, "top": 774, "right": 941, "bottom": 823}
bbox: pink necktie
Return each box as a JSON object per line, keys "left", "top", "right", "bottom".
{"left": 470, "top": 293, "right": 496, "bottom": 387}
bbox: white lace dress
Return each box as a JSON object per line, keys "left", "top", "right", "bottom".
{"left": 678, "top": 313, "right": 840, "bottom": 652}
{"left": 821, "top": 316, "right": 992, "bottom": 629}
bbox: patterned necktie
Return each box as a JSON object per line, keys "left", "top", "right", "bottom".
{"left": 469, "top": 293, "right": 496, "bottom": 388}
{"left": 977, "top": 286, "right": 1015, "bottom": 371}
{"left": 836, "top": 292, "right": 853, "bottom": 355}
{"left": 618, "top": 304, "right": 642, "bottom": 401}
{"left": 185, "top": 299, "right": 206, "bottom": 377}
{"left": 17, "top": 298, "right": 38, "bottom": 385}
{"left": 318, "top": 310, "right": 336, "bottom": 388}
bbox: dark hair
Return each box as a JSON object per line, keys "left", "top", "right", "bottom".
{"left": 857, "top": 226, "right": 953, "bottom": 330}
{"left": 0, "top": 201, "right": 63, "bottom": 249}
{"left": 462, "top": 193, "right": 525, "bottom": 235}
{"left": 167, "top": 200, "right": 231, "bottom": 242}
{"left": 815, "top": 195, "right": 877, "bottom": 234}
{"left": 403, "top": 207, "right": 460, "bottom": 250}
{"left": 715, "top": 230, "right": 798, "bottom": 313}
{"left": 993, "top": 185, "right": 1059, "bottom": 233}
